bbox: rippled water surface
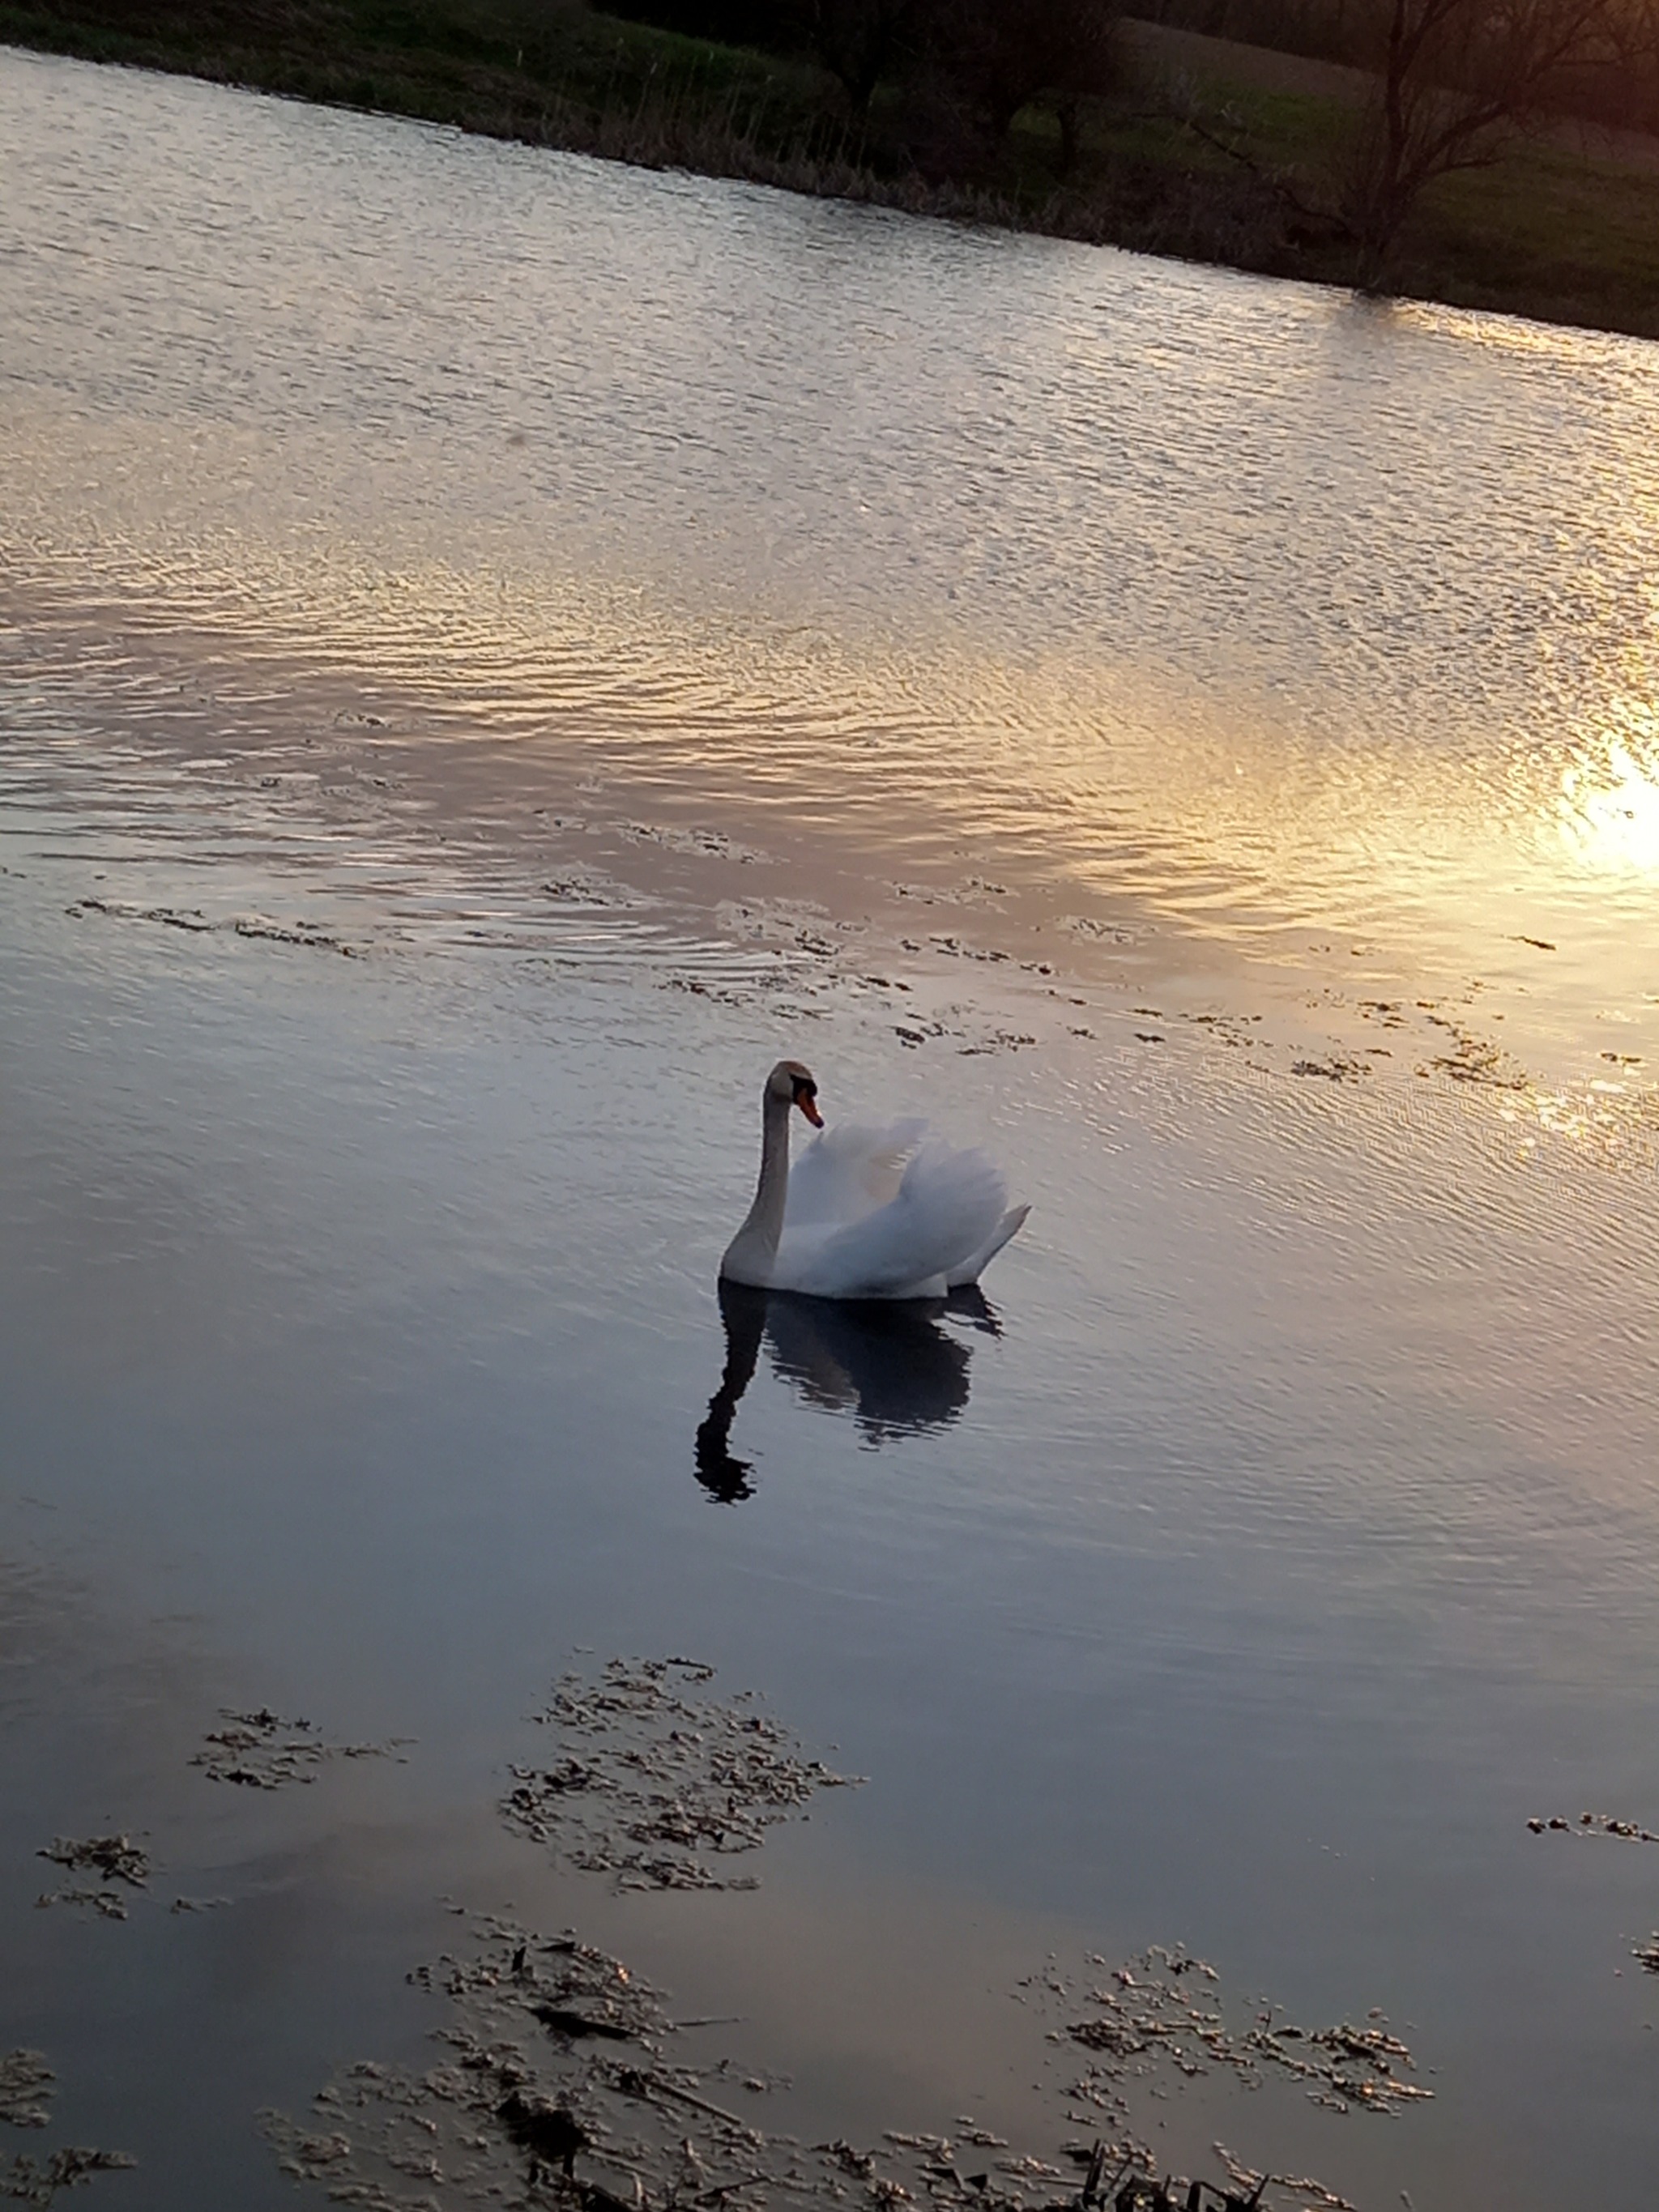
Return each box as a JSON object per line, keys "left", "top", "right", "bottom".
{"left": 4, "top": 41, "right": 1659, "bottom": 2212}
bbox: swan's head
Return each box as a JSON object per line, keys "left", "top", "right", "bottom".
{"left": 767, "top": 1058, "right": 823, "bottom": 1127}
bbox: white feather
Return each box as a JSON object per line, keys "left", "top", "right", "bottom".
{"left": 774, "top": 1140, "right": 1008, "bottom": 1299}
{"left": 781, "top": 1119, "right": 927, "bottom": 1229}
{"left": 720, "top": 1063, "right": 1028, "bottom": 1301}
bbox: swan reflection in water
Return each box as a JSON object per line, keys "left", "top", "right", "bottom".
{"left": 694, "top": 1278, "right": 1001, "bottom": 1502}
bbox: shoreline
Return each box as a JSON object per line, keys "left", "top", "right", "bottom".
{"left": 4, "top": 6, "right": 1658, "bottom": 341}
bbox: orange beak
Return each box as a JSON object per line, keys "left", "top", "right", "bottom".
{"left": 797, "top": 1093, "right": 824, "bottom": 1127}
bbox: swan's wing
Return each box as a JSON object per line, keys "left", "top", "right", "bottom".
{"left": 783, "top": 1119, "right": 928, "bottom": 1230}
{"left": 945, "top": 1203, "right": 1030, "bottom": 1288}
{"left": 778, "top": 1142, "right": 1009, "bottom": 1300}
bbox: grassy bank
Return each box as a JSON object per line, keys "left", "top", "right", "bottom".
{"left": 6, "top": 0, "right": 1659, "bottom": 337}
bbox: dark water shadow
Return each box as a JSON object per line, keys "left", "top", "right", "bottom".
{"left": 694, "top": 1279, "right": 998, "bottom": 1502}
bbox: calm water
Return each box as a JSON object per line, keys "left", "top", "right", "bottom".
{"left": 3, "top": 41, "right": 1659, "bottom": 2211}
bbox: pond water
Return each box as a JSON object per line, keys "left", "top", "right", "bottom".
{"left": 3, "top": 40, "right": 1659, "bottom": 2212}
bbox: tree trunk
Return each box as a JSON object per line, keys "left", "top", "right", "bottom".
{"left": 1057, "top": 96, "right": 1080, "bottom": 177}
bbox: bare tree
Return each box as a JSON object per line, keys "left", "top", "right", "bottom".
{"left": 1343, "top": 0, "right": 1648, "bottom": 285}
{"left": 928, "top": 0, "right": 1121, "bottom": 168}
{"left": 807, "top": 0, "right": 918, "bottom": 113}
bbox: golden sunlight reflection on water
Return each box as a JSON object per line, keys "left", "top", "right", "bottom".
{"left": 5, "top": 42, "right": 1659, "bottom": 1122}
{"left": 9, "top": 462, "right": 1654, "bottom": 1078}
{"left": 1557, "top": 712, "right": 1659, "bottom": 877}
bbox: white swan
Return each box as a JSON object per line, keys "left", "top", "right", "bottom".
{"left": 719, "top": 1060, "right": 1030, "bottom": 1301}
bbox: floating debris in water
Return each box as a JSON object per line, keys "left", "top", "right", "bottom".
{"left": 65, "top": 897, "right": 359, "bottom": 957}
{"left": 265, "top": 1916, "right": 1358, "bottom": 2212}
{"left": 265, "top": 1916, "right": 710, "bottom": 2209}
{"left": 496, "top": 2089, "right": 587, "bottom": 2180}
{"left": 1046, "top": 1946, "right": 1431, "bottom": 2123}
{"left": 32, "top": 1890, "right": 130, "bottom": 1923}
{"left": 0, "top": 2054, "right": 53, "bottom": 2132}
{"left": 265, "top": 1915, "right": 1083, "bottom": 2210}
{"left": 1056, "top": 916, "right": 1137, "bottom": 944}
{"left": 190, "top": 1707, "right": 411, "bottom": 1789}
{"left": 1213, "top": 2143, "right": 1354, "bottom": 2212}
{"left": 621, "top": 821, "right": 768, "bottom": 865}
{"left": 542, "top": 871, "right": 638, "bottom": 908}
{"left": 0, "top": 2144, "right": 137, "bottom": 2206}
{"left": 1290, "top": 1058, "right": 1367, "bottom": 1084}
{"left": 1634, "top": 1936, "right": 1659, "bottom": 1973}
{"left": 500, "top": 1657, "right": 859, "bottom": 1892}
{"left": 1004, "top": 1946, "right": 1426, "bottom": 2206}
{"left": 1094, "top": 2176, "right": 1273, "bottom": 2212}
{"left": 1526, "top": 1810, "right": 1659, "bottom": 1843}
{"left": 957, "top": 1032, "right": 1038, "bottom": 1057}
{"left": 34, "top": 1838, "right": 149, "bottom": 1918}
{"left": 2, "top": 2060, "right": 134, "bottom": 2204}
{"left": 249, "top": 1664, "right": 1388, "bottom": 2212}
{"left": 1418, "top": 1014, "right": 1526, "bottom": 1090}
{"left": 36, "top": 1838, "right": 147, "bottom": 1887}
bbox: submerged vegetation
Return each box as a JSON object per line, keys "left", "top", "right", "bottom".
{"left": 6, "top": 0, "right": 1659, "bottom": 331}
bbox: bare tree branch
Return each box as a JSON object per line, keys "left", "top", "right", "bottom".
{"left": 1342, "top": 0, "right": 1648, "bottom": 286}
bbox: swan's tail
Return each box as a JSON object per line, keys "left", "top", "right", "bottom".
{"left": 945, "top": 1202, "right": 1030, "bottom": 1289}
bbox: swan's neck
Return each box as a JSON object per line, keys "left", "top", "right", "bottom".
{"left": 720, "top": 1088, "right": 792, "bottom": 1285}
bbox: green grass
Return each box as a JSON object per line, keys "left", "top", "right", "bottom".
{"left": 1406, "top": 141, "right": 1659, "bottom": 330}
{"left": 0, "top": 0, "right": 838, "bottom": 148}
{"left": 5, "top": 0, "right": 1658, "bottom": 338}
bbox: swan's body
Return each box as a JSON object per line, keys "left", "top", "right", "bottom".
{"left": 719, "top": 1061, "right": 1029, "bottom": 1301}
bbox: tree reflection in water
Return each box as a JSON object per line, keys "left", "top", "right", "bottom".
{"left": 694, "top": 1277, "right": 1000, "bottom": 1502}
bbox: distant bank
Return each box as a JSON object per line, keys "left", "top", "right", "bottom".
{"left": 5, "top": 0, "right": 1657, "bottom": 339}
